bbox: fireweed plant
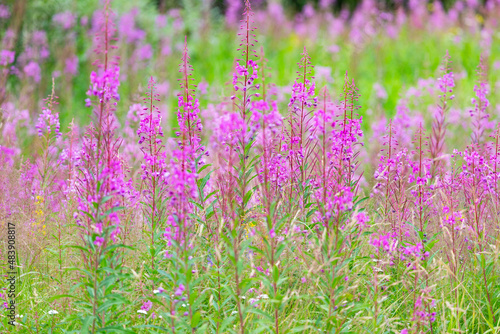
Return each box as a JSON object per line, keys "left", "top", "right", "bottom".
{"left": 69, "top": 1, "right": 135, "bottom": 332}
{"left": 137, "top": 76, "right": 168, "bottom": 273}
{"left": 430, "top": 52, "right": 454, "bottom": 179}
{"left": 35, "top": 79, "right": 66, "bottom": 282}
{"left": 158, "top": 38, "right": 207, "bottom": 333}
{"left": 4, "top": 0, "right": 500, "bottom": 333}
{"left": 216, "top": 1, "right": 262, "bottom": 333}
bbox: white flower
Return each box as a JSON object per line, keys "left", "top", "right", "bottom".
{"left": 48, "top": 310, "right": 58, "bottom": 315}
{"left": 231, "top": 311, "right": 238, "bottom": 315}
{"left": 15, "top": 314, "right": 24, "bottom": 318}
{"left": 257, "top": 294, "right": 269, "bottom": 299}
{"left": 154, "top": 287, "right": 165, "bottom": 294}
{"left": 137, "top": 310, "right": 147, "bottom": 314}
{"left": 182, "top": 304, "right": 186, "bottom": 307}
{"left": 240, "top": 296, "right": 246, "bottom": 299}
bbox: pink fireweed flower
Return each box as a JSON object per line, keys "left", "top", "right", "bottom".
{"left": 354, "top": 212, "right": 370, "bottom": 230}
{"left": 374, "top": 148, "right": 407, "bottom": 183}
{"left": 392, "top": 103, "right": 415, "bottom": 148}
{"left": 267, "top": 153, "right": 289, "bottom": 189}
{"left": 141, "top": 300, "right": 153, "bottom": 312}
{"left": 177, "top": 37, "right": 205, "bottom": 158}
{"left": 24, "top": 61, "right": 41, "bottom": 83}
{"left": 56, "top": 121, "right": 80, "bottom": 196}
{"left": 94, "top": 236, "right": 105, "bottom": 247}
{"left": 118, "top": 8, "right": 146, "bottom": 44}
{"left": 118, "top": 9, "right": 144, "bottom": 37}
{"left": 232, "top": 0, "right": 260, "bottom": 122}
{"left": 333, "top": 187, "right": 354, "bottom": 212}
{"left": 373, "top": 82, "right": 388, "bottom": 100}
{"left": 65, "top": 56, "right": 79, "bottom": 76}
{"left": 369, "top": 232, "right": 398, "bottom": 255}
{"left": 93, "top": 222, "right": 103, "bottom": 234}
{"left": 176, "top": 91, "right": 203, "bottom": 149}
{"left": 225, "top": 0, "right": 243, "bottom": 27}
{"left": 441, "top": 207, "right": 464, "bottom": 230}
{"left": 53, "top": 11, "right": 76, "bottom": 30}
{"left": 0, "top": 146, "right": 17, "bottom": 167}
{"left": 87, "top": 0, "right": 120, "bottom": 108}
{"left": 288, "top": 79, "right": 316, "bottom": 109}
{"left": 135, "top": 44, "right": 153, "bottom": 62}
{"left": 0, "top": 50, "right": 15, "bottom": 66}
{"left": 164, "top": 215, "right": 179, "bottom": 247}
{"left": 400, "top": 242, "right": 430, "bottom": 269}
{"left": 168, "top": 147, "right": 199, "bottom": 203}
{"left": 253, "top": 100, "right": 284, "bottom": 188}
{"left": 0, "top": 4, "right": 10, "bottom": 19}
{"left": 315, "top": 185, "right": 356, "bottom": 230}
{"left": 437, "top": 72, "right": 455, "bottom": 96}
{"left": 86, "top": 66, "right": 121, "bottom": 104}
{"left": 138, "top": 77, "right": 168, "bottom": 182}
{"left": 412, "top": 288, "right": 436, "bottom": 326}
{"left": 329, "top": 117, "right": 364, "bottom": 171}
{"left": 36, "top": 108, "right": 62, "bottom": 138}
{"left": 165, "top": 161, "right": 198, "bottom": 245}
{"left": 75, "top": 149, "right": 129, "bottom": 242}
{"left": 269, "top": 228, "right": 276, "bottom": 239}
{"left": 435, "top": 51, "right": 455, "bottom": 102}
{"left": 24, "top": 31, "right": 50, "bottom": 60}
{"left": 175, "top": 284, "right": 185, "bottom": 296}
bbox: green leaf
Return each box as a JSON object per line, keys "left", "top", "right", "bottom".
{"left": 96, "top": 296, "right": 129, "bottom": 313}
{"left": 243, "top": 190, "right": 253, "bottom": 207}
{"left": 80, "top": 315, "right": 95, "bottom": 334}
{"left": 97, "top": 326, "right": 136, "bottom": 334}
{"left": 47, "top": 294, "right": 82, "bottom": 302}
{"left": 220, "top": 316, "right": 237, "bottom": 331}
{"left": 247, "top": 307, "right": 273, "bottom": 321}
{"left": 197, "top": 162, "right": 212, "bottom": 173}
{"left": 272, "top": 265, "right": 280, "bottom": 284}
{"left": 191, "top": 311, "right": 201, "bottom": 327}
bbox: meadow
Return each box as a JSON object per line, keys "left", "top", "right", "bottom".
{"left": 1, "top": 0, "right": 500, "bottom": 333}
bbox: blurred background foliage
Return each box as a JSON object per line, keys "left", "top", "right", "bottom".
{"left": 2, "top": 0, "right": 488, "bottom": 20}
{"left": 0, "top": 0, "right": 495, "bottom": 154}
{"left": 151, "top": 0, "right": 485, "bottom": 13}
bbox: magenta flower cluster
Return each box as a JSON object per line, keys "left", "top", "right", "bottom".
{"left": 36, "top": 108, "right": 61, "bottom": 138}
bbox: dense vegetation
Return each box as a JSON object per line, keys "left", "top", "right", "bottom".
{"left": 1, "top": 0, "right": 500, "bottom": 333}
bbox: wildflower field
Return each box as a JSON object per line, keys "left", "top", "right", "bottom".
{"left": 2, "top": 0, "right": 500, "bottom": 332}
